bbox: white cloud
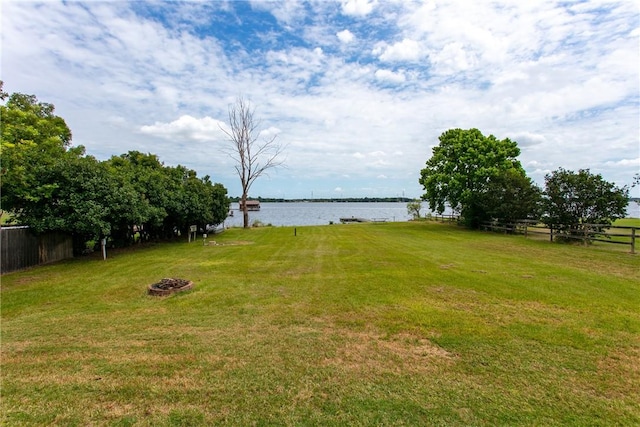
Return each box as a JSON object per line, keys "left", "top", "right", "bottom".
{"left": 336, "top": 29, "right": 355, "bottom": 44}
{"left": 259, "top": 126, "right": 282, "bottom": 140}
{"left": 512, "top": 132, "right": 547, "bottom": 147}
{"left": 375, "top": 69, "right": 406, "bottom": 83}
{"left": 604, "top": 158, "right": 640, "bottom": 167}
{"left": 341, "top": 0, "right": 375, "bottom": 17}
{"left": 140, "top": 115, "right": 227, "bottom": 142}
{"left": 428, "top": 42, "right": 476, "bottom": 74}
{"left": 2, "top": 0, "right": 637, "bottom": 198}
{"left": 374, "top": 38, "right": 421, "bottom": 62}
{"left": 251, "top": 0, "right": 306, "bottom": 27}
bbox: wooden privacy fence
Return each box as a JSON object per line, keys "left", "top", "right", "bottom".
{"left": 480, "top": 220, "right": 637, "bottom": 254}
{"left": 1, "top": 226, "right": 74, "bottom": 273}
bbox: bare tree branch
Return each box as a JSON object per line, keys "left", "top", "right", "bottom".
{"left": 219, "top": 96, "right": 285, "bottom": 228}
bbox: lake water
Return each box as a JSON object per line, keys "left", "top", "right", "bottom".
{"left": 223, "top": 202, "right": 434, "bottom": 227}
{"left": 222, "top": 200, "right": 640, "bottom": 228}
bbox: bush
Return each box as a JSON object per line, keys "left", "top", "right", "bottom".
{"left": 543, "top": 168, "right": 628, "bottom": 243}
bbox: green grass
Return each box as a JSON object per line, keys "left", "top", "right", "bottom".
{"left": 614, "top": 217, "right": 640, "bottom": 227}
{"left": 2, "top": 222, "right": 639, "bottom": 426}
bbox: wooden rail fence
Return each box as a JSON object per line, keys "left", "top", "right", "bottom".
{"left": 480, "top": 220, "right": 637, "bottom": 254}
{"left": 1, "top": 226, "right": 74, "bottom": 273}
{"left": 429, "top": 214, "right": 460, "bottom": 222}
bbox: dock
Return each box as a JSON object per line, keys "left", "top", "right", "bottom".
{"left": 339, "top": 217, "right": 369, "bottom": 223}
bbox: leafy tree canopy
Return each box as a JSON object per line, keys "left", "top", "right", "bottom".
{"left": 478, "top": 168, "right": 542, "bottom": 224}
{"left": 542, "top": 168, "right": 628, "bottom": 239}
{"left": 419, "top": 128, "right": 535, "bottom": 228}
{"left": 1, "top": 89, "right": 81, "bottom": 212}
{"left": 2, "top": 86, "right": 229, "bottom": 251}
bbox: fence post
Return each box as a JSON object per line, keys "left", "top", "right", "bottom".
{"left": 550, "top": 225, "right": 553, "bottom": 242}
{"left": 631, "top": 227, "right": 636, "bottom": 255}
{"left": 524, "top": 222, "right": 528, "bottom": 238}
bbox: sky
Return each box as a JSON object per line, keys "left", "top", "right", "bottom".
{"left": 2, "top": 0, "right": 639, "bottom": 199}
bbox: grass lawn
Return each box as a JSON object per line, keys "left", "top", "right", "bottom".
{"left": 2, "top": 221, "right": 639, "bottom": 426}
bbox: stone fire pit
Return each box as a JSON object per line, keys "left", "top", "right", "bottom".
{"left": 148, "top": 278, "right": 193, "bottom": 296}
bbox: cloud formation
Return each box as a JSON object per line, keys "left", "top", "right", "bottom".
{"left": 341, "top": 0, "right": 376, "bottom": 17}
{"left": 140, "top": 116, "right": 228, "bottom": 142}
{"left": 336, "top": 29, "right": 355, "bottom": 44}
{"left": 2, "top": 1, "right": 638, "bottom": 199}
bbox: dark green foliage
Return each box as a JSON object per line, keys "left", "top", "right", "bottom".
{"left": 1, "top": 88, "right": 229, "bottom": 249}
{"left": 479, "top": 168, "right": 542, "bottom": 224}
{"left": 542, "top": 168, "right": 628, "bottom": 242}
{"left": 419, "top": 128, "right": 538, "bottom": 228}
{"left": 1, "top": 91, "right": 79, "bottom": 213}
{"left": 106, "top": 152, "right": 229, "bottom": 243}
{"left": 20, "top": 156, "right": 126, "bottom": 235}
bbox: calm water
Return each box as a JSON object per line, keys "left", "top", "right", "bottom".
{"left": 222, "top": 201, "right": 640, "bottom": 228}
{"left": 223, "top": 202, "right": 434, "bottom": 227}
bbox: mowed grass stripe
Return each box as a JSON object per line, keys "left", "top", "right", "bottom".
{"left": 1, "top": 221, "right": 639, "bottom": 425}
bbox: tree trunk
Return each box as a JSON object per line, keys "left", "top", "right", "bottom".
{"left": 241, "top": 193, "right": 250, "bottom": 228}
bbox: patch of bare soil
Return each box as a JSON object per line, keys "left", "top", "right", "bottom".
{"left": 322, "top": 328, "right": 454, "bottom": 374}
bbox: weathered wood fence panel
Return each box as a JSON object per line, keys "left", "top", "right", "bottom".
{"left": 39, "top": 231, "right": 74, "bottom": 264}
{"left": 1, "top": 227, "right": 73, "bottom": 274}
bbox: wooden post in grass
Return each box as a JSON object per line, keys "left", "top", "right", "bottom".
{"left": 631, "top": 227, "right": 636, "bottom": 254}
{"left": 550, "top": 225, "right": 554, "bottom": 242}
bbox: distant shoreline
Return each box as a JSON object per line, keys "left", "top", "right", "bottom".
{"left": 228, "top": 197, "right": 416, "bottom": 203}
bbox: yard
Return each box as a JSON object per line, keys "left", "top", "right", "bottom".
{"left": 2, "top": 221, "right": 639, "bottom": 425}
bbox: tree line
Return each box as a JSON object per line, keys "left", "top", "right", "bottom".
{"left": 1, "top": 85, "right": 229, "bottom": 254}
{"left": 418, "top": 128, "right": 631, "bottom": 241}
{"left": 2, "top": 84, "right": 632, "bottom": 249}
{"left": 228, "top": 197, "right": 415, "bottom": 203}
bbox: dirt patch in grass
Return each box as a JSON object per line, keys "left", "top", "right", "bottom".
{"left": 595, "top": 346, "right": 640, "bottom": 398}
{"left": 322, "top": 327, "right": 454, "bottom": 375}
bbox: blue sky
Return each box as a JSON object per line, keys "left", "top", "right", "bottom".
{"left": 2, "top": 0, "right": 639, "bottom": 199}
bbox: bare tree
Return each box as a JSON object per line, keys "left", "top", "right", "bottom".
{"left": 221, "top": 96, "right": 285, "bottom": 228}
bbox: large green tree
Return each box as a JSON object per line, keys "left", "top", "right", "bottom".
{"left": 161, "top": 165, "right": 228, "bottom": 237}
{"left": 478, "top": 168, "right": 542, "bottom": 224}
{"left": 1, "top": 90, "right": 81, "bottom": 216}
{"left": 2, "top": 88, "right": 229, "bottom": 250}
{"left": 419, "top": 128, "right": 535, "bottom": 228}
{"left": 107, "top": 152, "right": 229, "bottom": 241}
{"left": 542, "top": 168, "right": 628, "bottom": 241}
{"left": 107, "top": 151, "right": 174, "bottom": 242}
